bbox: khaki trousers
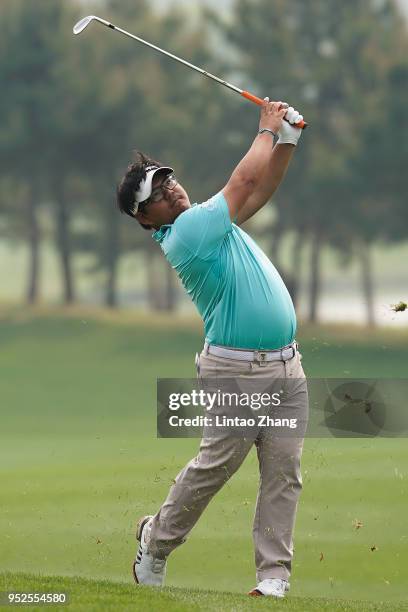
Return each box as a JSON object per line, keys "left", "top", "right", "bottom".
{"left": 149, "top": 345, "right": 308, "bottom": 582}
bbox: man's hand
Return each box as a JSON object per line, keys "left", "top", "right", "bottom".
{"left": 259, "top": 98, "right": 287, "bottom": 134}
{"left": 277, "top": 106, "right": 303, "bottom": 146}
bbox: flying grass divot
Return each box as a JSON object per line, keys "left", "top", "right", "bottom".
{"left": 391, "top": 301, "right": 407, "bottom": 312}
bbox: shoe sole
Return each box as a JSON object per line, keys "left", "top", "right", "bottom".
{"left": 248, "top": 582, "right": 289, "bottom": 597}
{"left": 248, "top": 589, "right": 284, "bottom": 598}
{"left": 132, "top": 515, "right": 153, "bottom": 585}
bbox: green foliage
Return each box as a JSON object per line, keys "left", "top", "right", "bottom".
{"left": 212, "top": 0, "right": 407, "bottom": 251}
{"left": 350, "top": 61, "right": 408, "bottom": 244}
{"left": 0, "top": 0, "right": 233, "bottom": 303}
{"left": 0, "top": 0, "right": 406, "bottom": 307}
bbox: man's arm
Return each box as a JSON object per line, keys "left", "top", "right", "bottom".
{"left": 223, "top": 102, "right": 303, "bottom": 225}
{"left": 222, "top": 100, "right": 287, "bottom": 222}
{"left": 234, "top": 142, "right": 295, "bottom": 226}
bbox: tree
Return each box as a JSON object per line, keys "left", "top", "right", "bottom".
{"left": 347, "top": 60, "right": 408, "bottom": 325}
{"left": 209, "top": 0, "right": 407, "bottom": 323}
{"left": 103, "top": 0, "right": 239, "bottom": 309}
{"left": 0, "top": 0, "right": 64, "bottom": 302}
{"left": 0, "top": 0, "right": 89, "bottom": 304}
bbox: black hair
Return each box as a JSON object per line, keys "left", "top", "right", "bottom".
{"left": 116, "top": 151, "right": 162, "bottom": 230}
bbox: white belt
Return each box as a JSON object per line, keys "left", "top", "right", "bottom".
{"left": 204, "top": 341, "right": 297, "bottom": 364}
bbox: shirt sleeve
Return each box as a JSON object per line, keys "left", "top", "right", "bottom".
{"left": 173, "top": 191, "right": 233, "bottom": 260}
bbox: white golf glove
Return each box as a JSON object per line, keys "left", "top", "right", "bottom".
{"left": 277, "top": 105, "right": 303, "bottom": 146}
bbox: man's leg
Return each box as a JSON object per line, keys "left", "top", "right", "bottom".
{"left": 149, "top": 349, "right": 256, "bottom": 558}
{"left": 148, "top": 433, "right": 254, "bottom": 558}
{"left": 252, "top": 434, "right": 304, "bottom": 582}
{"left": 252, "top": 352, "right": 308, "bottom": 582}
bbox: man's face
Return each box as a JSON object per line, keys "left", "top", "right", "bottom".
{"left": 135, "top": 171, "right": 191, "bottom": 230}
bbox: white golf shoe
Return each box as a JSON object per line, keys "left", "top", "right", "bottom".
{"left": 248, "top": 578, "right": 289, "bottom": 598}
{"left": 132, "top": 515, "right": 167, "bottom": 586}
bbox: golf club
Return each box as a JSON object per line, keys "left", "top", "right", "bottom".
{"left": 73, "top": 15, "right": 307, "bottom": 129}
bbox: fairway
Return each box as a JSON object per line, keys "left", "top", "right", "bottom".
{"left": 1, "top": 308, "right": 407, "bottom": 608}
{"left": 2, "top": 574, "right": 407, "bottom": 612}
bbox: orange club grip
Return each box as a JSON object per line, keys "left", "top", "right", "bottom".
{"left": 241, "top": 90, "right": 308, "bottom": 129}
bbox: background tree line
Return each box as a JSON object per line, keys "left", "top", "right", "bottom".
{"left": 0, "top": 0, "right": 406, "bottom": 324}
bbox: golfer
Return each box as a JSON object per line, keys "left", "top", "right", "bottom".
{"left": 117, "top": 99, "right": 308, "bottom": 599}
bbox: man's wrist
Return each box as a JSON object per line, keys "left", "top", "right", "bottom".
{"left": 258, "top": 128, "right": 276, "bottom": 138}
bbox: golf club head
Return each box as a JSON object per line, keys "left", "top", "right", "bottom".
{"left": 73, "top": 15, "right": 96, "bottom": 35}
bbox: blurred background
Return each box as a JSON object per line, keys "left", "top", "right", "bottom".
{"left": 0, "top": 0, "right": 407, "bottom": 327}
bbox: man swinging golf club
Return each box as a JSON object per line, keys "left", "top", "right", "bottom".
{"left": 117, "top": 99, "right": 308, "bottom": 599}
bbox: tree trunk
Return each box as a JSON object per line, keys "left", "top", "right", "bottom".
{"left": 270, "top": 219, "right": 284, "bottom": 266}
{"left": 54, "top": 180, "right": 74, "bottom": 304}
{"left": 290, "top": 230, "right": 305, "bottom": 309}
{"left": 308, "top": 229, "right": 322, "bottom": 323}
{"left": 145, "top": 251, "right": 157, "bottom": 309}
{"left": 105, "top": 202, "right": 120, "bottom": 308}
{"left": 145, "top": 252, "right": 153, "bottom": 309}
{"left": 360, "top": 240, "right": 375, "bottom": 327}
{"left": 163, "top": 263, "right": 176, "bottom": 311}
{"left": 26, "top": 180, "right": 40, "bottom": 304}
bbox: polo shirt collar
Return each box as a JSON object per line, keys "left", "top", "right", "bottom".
{"left": 152, "top": 224, "right": 172, "bottom": 243}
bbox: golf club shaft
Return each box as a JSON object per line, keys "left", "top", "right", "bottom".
{"left": 75, "top": 16, "right": 307, "bottom": 129}
{"left": 109, "top": 20, "right": 243, "bottom": 95}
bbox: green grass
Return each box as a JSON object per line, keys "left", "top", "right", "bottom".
{"left": 1, "top": 308, "right": 407, "bottom": 609}
{"left": 1, "top": 573, "right": 407, "bottom": 611}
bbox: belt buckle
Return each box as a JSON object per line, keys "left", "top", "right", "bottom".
{"left": 282, "top": 346, "right": 295, "bottom": 362}
{"left": 256, "top": 351, "right": 268, "bottom": 366}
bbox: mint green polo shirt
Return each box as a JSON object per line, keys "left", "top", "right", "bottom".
{"left": 153, "top": 192, "right": 296, "bottom": 350}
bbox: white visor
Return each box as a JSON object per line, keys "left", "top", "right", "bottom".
{"left": 133, "top": 165, "right": 174, "bottom": 212}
